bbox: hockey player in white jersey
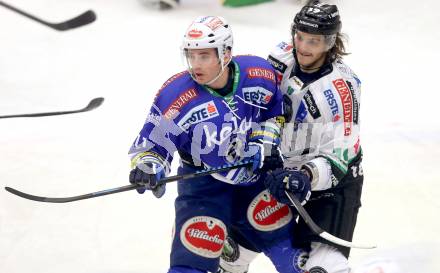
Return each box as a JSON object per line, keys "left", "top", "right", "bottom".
{"left": 219, "top": 3, "right": 363, "bottom": 273}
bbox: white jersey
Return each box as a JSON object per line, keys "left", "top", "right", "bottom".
{"left": 268, "top": 42, "right": 362, "bottom": 191}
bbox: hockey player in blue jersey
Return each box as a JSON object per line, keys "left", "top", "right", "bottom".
{"left": 128, "top": 16, "right": 309, "bottom": 273}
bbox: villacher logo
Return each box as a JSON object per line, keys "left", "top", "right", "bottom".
{"left": 188, "top": 29, "right": 203, "bottom": 38}
{"left": 247, "top": 190, "right": 292, "bottom": 231}
{"left": 180, "top": 216, "right": 227, "bottom": 258}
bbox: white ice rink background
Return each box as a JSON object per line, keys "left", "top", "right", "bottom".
{"left": 1, "top": 0, "right": 440, "bottom": 272}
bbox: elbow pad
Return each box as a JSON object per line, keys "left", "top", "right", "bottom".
{"left": 301, "top": 157, "right": 333, "bottom": 191}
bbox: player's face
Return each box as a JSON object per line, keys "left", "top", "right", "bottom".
{"left": 294, "top": 30, "right": 328, "bottom": 70}
{"left": 185, "top": 48, "right": 222, "bottom": 85}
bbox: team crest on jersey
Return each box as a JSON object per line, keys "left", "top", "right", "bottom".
{"left": 242, "top": 87, "right": 273, "bottom": 105}
{"left": 332, "top": 79, "right": 353, "bottom": 136}
{"left": 163, "top": 88, "right": 198, "bottom": 119}
{"left": 247, "top": 67, "right": 276, "bottom": 83}
{"left": 247, "top": 190, "right": 292, "bottom": 231}
{"left": 180, "top": 216, "right": 227, "bottom": 258}
{"left": 177, "top": 101, "right": 219, "bottom": 132}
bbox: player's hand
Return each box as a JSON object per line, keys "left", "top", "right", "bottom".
{"left": 129, "top": 161, "right": 166, "bottom": 198}
{"left": 264, "top": 168, "right": 311, "bottom": 205}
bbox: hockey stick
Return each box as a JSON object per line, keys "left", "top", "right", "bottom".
{"left": 0, "top": 1, "right": 96, "bottom": 31}
{"left": 0, "top": 97, "right": 104, "bottom": 119}
{"left": 285, "top": 190, "right": 376, "bottom": 249}
{"left": 4, "top": 160, "right": 253, "bottom": 203}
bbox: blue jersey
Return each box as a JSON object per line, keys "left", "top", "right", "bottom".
{"left": 129, "top": 55, "right": 283, "bottom": 184}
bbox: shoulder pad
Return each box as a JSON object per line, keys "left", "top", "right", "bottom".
{"left": 161, "top": 87, "right": 199, "bottom": 120}
{"left": 267, "top": 41, "right": 293, "bottom": 74}
{"left": 333, "top": 59, "right": 360, "bottom": 83}
{"left": 234, "top": 55, "right": 272, "bottom": 69}
{"left": 234, "top": 56, "right": 277, "bottom": 84}
{"left": 153, "top": 71, "right": 198, "bottom": 120}
{"left": 155, "top": 70, "right": 189, "bottom": 97}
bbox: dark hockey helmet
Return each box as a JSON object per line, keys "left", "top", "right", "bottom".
{"left": 293, "top": 3, "right": 342, "bottom": 35}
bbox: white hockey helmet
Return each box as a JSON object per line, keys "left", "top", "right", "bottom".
{"left": 181, "top": 16, "right": 233, "bottom": 69}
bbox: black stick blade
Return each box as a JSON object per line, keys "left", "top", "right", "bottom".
{"left": 52, "top": 10, "right": 96, "bottom": 31}
{"left": 83, "top": 97, "right": 104, "bottom": 111}
{"left": 0, "top": 2, "right": 96, "bottom": 31}
{"left": 4, "top": 185, "right": 138, "bottom": 203}
{"left": 5, "top": 186, "right": 66, "bottom": 203}
{"left": 0, "top": 97, "right": 104, "bottom": 119}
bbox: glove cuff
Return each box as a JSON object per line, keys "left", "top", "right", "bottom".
{"left": 249, "top": 120, "right": 281, "bottom": 145}
{"left": 130, "top": 151, "right": 169, "bottom": 175}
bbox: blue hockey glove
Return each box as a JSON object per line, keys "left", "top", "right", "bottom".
{"left": 247, "top": 141, "right": 284, "bottom": 173}
{"left": 247, "top": 120, "right": 283, "bottom": 173}
{"left": 129, "top": 161, "right": 166, "bottom": 198}
{"left": 264, "top": 168, "right": 311, "bottom": 205}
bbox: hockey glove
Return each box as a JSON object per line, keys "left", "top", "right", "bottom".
{"left": 247, "top": 120, "right": 283, "bottom": 173}
{"left": 264, "top": 168, "right": 311, "bottom": 205}
{"left": 247, "top": 141, "right": 284, "bottom": 173}
{"left": 129, "top": 161, "right": 166, "bottom": 198}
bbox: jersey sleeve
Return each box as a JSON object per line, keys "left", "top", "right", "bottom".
{"left": 304, "top": 70, "right": 362, "bottom": 190}
{"left": 267, "top": 41, "right": 293, "bottom": 87}
{"left": 128, "top": 73, "right": 191, "bottom": 173}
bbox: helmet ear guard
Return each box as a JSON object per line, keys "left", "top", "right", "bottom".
{"left": 221, "top": 45, "right": 233, "bottom": 67}
{"left": 323, "top": 34, "right": 337, "bottom": 50}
